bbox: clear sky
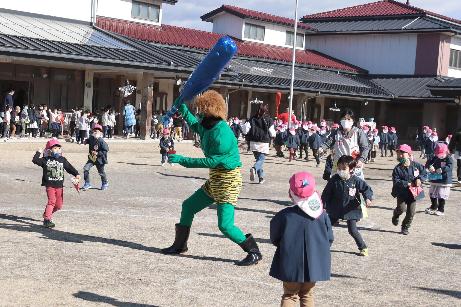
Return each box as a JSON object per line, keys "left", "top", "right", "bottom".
{"left": 162, "top": 0, "right": 461, "bottom": 31}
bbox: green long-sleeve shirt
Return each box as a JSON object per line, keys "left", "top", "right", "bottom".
{"left": 178, "top": 104, "right": 242, "bottom": 170}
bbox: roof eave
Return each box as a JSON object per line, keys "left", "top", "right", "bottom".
{"left": 306, "top": 28, "right": 457, "bottom": 35}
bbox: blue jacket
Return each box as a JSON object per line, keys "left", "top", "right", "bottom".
{"left": 159, "top": 136, "right": 174, "bottom": 154}
{"left": 425, "top": 156, "right": 453, "bottom": 185}
{"left": 391, "top": 161, "right": 426, "bottom": 202}
{"left": 309, "top": 133, "right": 322, "bottom": 150}
{"left": 379, "top": 132, "right": 389, "bottom": 144}
{"left": 270, "top": 206, "right": 333, "bottom": 283}
{"left": 298, "top": 129, "right": 309, "bottom": 145}
{"left": 285, "top": 133, "right": 300, "bottom": 149}
{"left": 388, "top": 132, "right": 398, "bottom": 146}
{"left": 274, "top": 131, "right": 287, "bottom": 146}
{"left": 321, "top": 174, "right": 373, "bottom": 220}
{"left": 123, "top": 104, "right": 136, "bottom": 127}
{"left": 85, "top": 135, "right": 109, "bottom": 165}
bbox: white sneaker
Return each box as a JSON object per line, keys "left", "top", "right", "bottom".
{"left": 250, "top": 168, "right": 255, "bottom": 182}
{"left": 425, "top": 208, "right": 435, "bottom": 214}
{"left": 435, "top": 211, "right": 445, "bottom": 216}
{"left": 161, "top": 163, "right": 166, "bottom": 167}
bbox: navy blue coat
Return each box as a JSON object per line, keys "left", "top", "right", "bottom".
{"left": 388, "top": 132, "right": 398, "bottom": 147}
{"left": 285, "top": 133, "right": 300, "bottom": 149}
{"left": 309, "top": 133, "right": 322, "bottom": 150}
{"left": 379, "top": 132, "right": 389, "bottom": 144}
{"left": 391, "top": 161, "right": 426, "bottom": 202}
{"left": 298, "top": 129, "right": 309, "bottom": 145}
{"left": 321, "top": 174, "right": 373, "bottom": 220}
{"left": 270, "top": 206, "right": 333, "bottom": 283}
{"left": 85, "top": 136, "right": 109, "bottom": 165}
{"left": 425, "top": 156, "right": 453, "bottom": 185}
{"left": 274, "top": 131, "right": 287, "bottom": 146}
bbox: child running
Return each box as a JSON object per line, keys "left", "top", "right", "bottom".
{"left": 425, "top": 143, "right": 453, "bottom": 216}
{"left": 159, "top": 128, "right": 174, "bottom": 166}
{"left": 321, "top": 155, "right": 373, "bottom": 256}
{"left": 82, "top": 124, "right": 109, "bottom": 191}
{"left": 270, "top": 172, "right": 333, "bottom": 307}
{"left": 391, "top": 144, "right": 427, "bottom": 235}
{"left": 286, "top": 127, "right": 300, "bottom": 162}
{"left": 32, "top": 138, "right": 80, "bottom": 228}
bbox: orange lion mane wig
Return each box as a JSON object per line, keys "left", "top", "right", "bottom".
{"left": 194, "top": 90, "right": 227, "bottom": 121}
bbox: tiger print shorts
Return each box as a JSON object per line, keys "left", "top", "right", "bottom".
{"left": 202, "top": 168, "right": 242, "bottom": 205}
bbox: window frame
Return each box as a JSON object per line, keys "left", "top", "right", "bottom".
{"left": 244, "top": 23, "right": 265, "bottom": 41}
{"left": 449, "top": 49, "right": 461, "bottom": 69}
{"left": 285, "top": 31, "right": 304, "bottom": 48}
{"left": 131, "top": 0, "right": 160, "bottom": 23}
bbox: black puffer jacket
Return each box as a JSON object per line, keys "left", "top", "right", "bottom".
{"left": 247, "top": 116, "right": 273, "bottom": 143}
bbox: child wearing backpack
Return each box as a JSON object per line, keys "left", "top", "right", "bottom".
{"left": 425, "top": 143, "right": 453, "bottom": 216}
{"left": 270, "top": 172, "right": 333, "bottom": 307}
{"left": 32, "top": 139, "right": 80, "bottom": 228}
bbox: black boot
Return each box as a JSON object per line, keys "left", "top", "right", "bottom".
{"left": 161, "top": 224, "right": 190, "bottom": 254}
{"left": 236, "top": 234, "right": 262, "bottom": 266}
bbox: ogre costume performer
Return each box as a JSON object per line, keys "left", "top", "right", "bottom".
{"left": 162, "top": 90, "right": 262, "bottom": 266}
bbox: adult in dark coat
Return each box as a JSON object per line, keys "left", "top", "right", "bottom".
{"left": 270, "top": 172, "right": 333, "bottom": 306}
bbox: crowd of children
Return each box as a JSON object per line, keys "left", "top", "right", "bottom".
{"left": 23, "top": 88, "right": 458, "bottom": 307}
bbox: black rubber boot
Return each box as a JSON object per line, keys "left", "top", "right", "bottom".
{"left": 235, "top": 234, "right": 262, "bottom": 266}
{"left": 161, "top": 224, "right": 190, "bottom": 254}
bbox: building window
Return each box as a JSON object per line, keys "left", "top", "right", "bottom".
{"left": 244, "top": 23, "right": 265, "bottom": 41}
{"left": 285, "top": 31, "right": 304, "bottom": 48}
{"left": 449, "top": 49, "right": 461, "bottom": 69}
{"left": 131, "top": 1, "right": 160, "bottom": 22}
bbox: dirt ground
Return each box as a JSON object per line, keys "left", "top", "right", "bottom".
{"left": 0, "top": 140, "right": 459, "bottom": 307}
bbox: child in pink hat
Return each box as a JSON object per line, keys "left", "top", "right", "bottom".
{"left": 322, "top": 155, "right": 373, "bottom": 256}
{"left": 391, "top": 144, "right": 427, "bottom": 235}
{"left": 388, "top": 127, "right": 398, "bottom": 157}
{"left": 159, "top": 128, "right": 175, "bottom": 166}
{"left": 32, "top": 138, "right": 80, "bottom": 228}
{"left": 286, "top": 127, "right": 300, "bottom": 162}
{"left": 424, "top": 143, "right": 453, "bottom": 216}
{"left": 270, "top": 172, "right": 333, "bottom": 307}
{"left": 82, "top": 124, "right": 109, "bottom": 191}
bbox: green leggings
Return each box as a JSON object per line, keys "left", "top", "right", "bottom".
{"left": 179, "top": 188, "right": 246, "bottom": 244}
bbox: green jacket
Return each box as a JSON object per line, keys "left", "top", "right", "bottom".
{"left": 177, "top": 104, "right": 242, "bottom": 170}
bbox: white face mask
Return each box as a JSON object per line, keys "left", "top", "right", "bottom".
{"left": 340, "top": 119, "right": 353, "bottom": 130}
{"left": 337, "top": 169, "right": 351, "bottom": 180}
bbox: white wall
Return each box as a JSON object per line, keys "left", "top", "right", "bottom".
{"left": 306, "top": 33, "right": 418, "bottom": 74}
{"left": 0, "top": 0, "right": 92, "bottom": 22}
{"left": 212, "top": 13, "right": 244, "bottom": 39}
{"left": 97, "top": 0, "right": 163, "bottom": 25}
{"left": 211, "top": 13, "right": 305, "bottom": 48}
{"left": 448, "top": 35, "right": 461, "bottom": 78}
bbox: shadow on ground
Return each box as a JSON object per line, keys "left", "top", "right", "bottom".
{"left": 157, "top": 172, "right": 207, "bottom": 181}
{"left": 431, "top": 242, "right": 461, "bottom": 250}
{"left": 415, "top": 287, "right": 461, "bottom": 299}
{"left": 0, "top": 214, "right": 235, "bottom": 264}
{"left": 73, "top": 291, "right": 158, "bottom": 307}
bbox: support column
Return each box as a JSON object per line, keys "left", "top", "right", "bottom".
{"left": 246, "top": 90, "right": 253, "bottom": 119}
{"left": 135, "top": 73, "right": 143, "bottom": 110}
{"left": 83, "top": 70, "right": 94, "bottom": 112}
{"left": 316, "top": 96, "right": 325, "bottom": 120}
{"left": 115, "top": 75, "right": 125, "bottom": 135}
{"left": 140, "top": 72, "right": 154, "bottom": 140}
{"left": 378, "top": 101, "right": 387, "bottom": 126}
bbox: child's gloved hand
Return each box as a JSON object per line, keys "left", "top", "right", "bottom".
{"left": 168, "top": 154, "right": 184, "bottom": 164}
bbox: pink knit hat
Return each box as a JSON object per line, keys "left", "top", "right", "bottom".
{"left": 289, "top": 172, "right": 323, "bottom": 219}
{"left": 434, "top": 143, "right": 448, "bottom": 158}
{"left": 397, "top": 144, "right": 412, "bottom": 155}
{"left": 45, "top": 138, "right": 61, "bottom": 149}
